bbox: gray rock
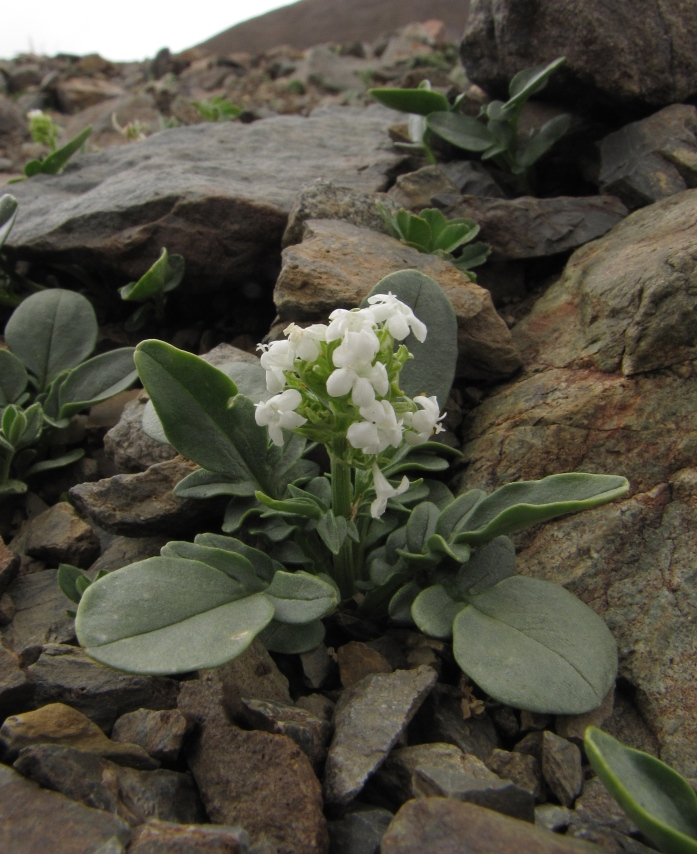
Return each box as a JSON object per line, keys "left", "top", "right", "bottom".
{"left": 442, "top": 195, "right": 627, "bottom": 260}
{"left": 327, "top": 805, "right": 393, "bottom": 854}
{"left": 282, "top": 179, "right": 396, "bottom": 247}
{"left": 6, "top": 106, "right": 405, "bottom": 295}
{"left": 129, "top": 819, "right": 251, "bottom": 853}
{"left": 0, "top": 644, "right": 32, "bottom": 715}
{"left": 0, "top": 536, "right": 20, "bottom": 596}
{"left": 370, "top": 742, "right": 535, "bottom": 821}
{"left": 291, "top": 45, "right": 376, "bottom": 94}
{"left": 569, "top": 778, "right": 640, "bottom": 840}
{"left": 27, "top": 643, "right": 179, "bottom": 731}
{"left": 535, "top": 804, "right": 575, "bottom": 832}
{"left": 381, "top": 797, "right": 602, "bottom": 853}
{"left": 69, "top": 458, "right": 217, "bottom": 537}
{"left": 103, "top": 394, "right": 177, "bottom": 473}
{"left": 111, "top": 708, "right": 190, "bottom": 763}
{"left": 599, "top": 105, "right": 697, "bottom": 210}
{"left": 14, "top": 743, "right": 205, "bottom": 826}
{"left": 299, "top": 642, "right": 335, "bottom": 690}
{"left": 540, "top": 732, "right": 583, "bottom": 807}
{"left": 239, "top": 697, "right": 332, "bottom": 773}
{"left": 0, "top": 762, "right": 131, "bottom": 853}
{"left": 386, "top": 166, "right": 462, "bottom": 210}
{"left": 274, "top": 218, "right": 522, "bottom": 382}
{"left": 323, "top": 665, "right": 437, "bottom": 807}
{"left": 460, "top": 0, "right": 697, "bottom": 112}
{"left": 0, "top": 569, "right": 76, "bottom": 657}
{"left": 409, "top": 686, "right": 500, "bottom": 761}
{"left": 88, "top": 534, "right": 168, "bottom": 574}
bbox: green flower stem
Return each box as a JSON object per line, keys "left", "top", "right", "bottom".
{"left": 0, "top": 450, "right": 14, "bottom": 485}
{"left": 330, "top": 439, "right": 357, "bottom": 599}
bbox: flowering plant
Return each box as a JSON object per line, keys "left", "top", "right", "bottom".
{"left": 74, "top": 270, "right": 628, "bottom": 714}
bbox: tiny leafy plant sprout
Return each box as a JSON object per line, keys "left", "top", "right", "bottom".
{"left": 192, "top": 95, "right": 242, "bottom": 122}
{"left": 377, "top": 202, "right": 490, "bottom": 278}
{"left": 371, "top": 57, "right": 570, "bottom": 190}
{"left": 74, "top": 270, "right": 628, "bottom": 715}
{"left": 12, "top": 111, "right": 92, "bottom": 182}
{"left": 118, "top": 248, "right": 185, "bottom": 331}
{"left": 585, "top": 727, "right": 697, "bottom": 854}
{"left": 0, "top": 289, "right": 138, "bottom": 497}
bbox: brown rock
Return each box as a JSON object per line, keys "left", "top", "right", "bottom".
{"left": 274, "top": 218, "right": 521, "bottom": 382}
{"left": 0, "top": 762, "right": 131, "bottom": 853}
{"left": 0, "top": 536, "right": 19, "bottom": 596}
{"left": 0, "top": 702, "right": 159, "bottom": 769}
{"left": 69, "top": 458, "right": 216, "bottom": 537}
{"left": 540, "top": 732, "right": 583, "bottom": 807}
{"left": 381, "top": 797, "right": 602, "bottom": 853}
{"left": 20, "top": 501, "right": 101, "bottom": 569}
{"left": 111, "top": 708, "right": 190, "bottom": 763}
{"left": 55, "top": 77, "right": 126, "bottom": 112}
{"left": 129, "top": 819, "right": 251, "bottom": 853}
{"left": 336, "top": 640, "right": 393, "bottom": 688}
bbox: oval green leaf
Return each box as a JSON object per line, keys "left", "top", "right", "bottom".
{"left": 369, "top": 87, "right": 450, "bottom": 116}
{"left": 264, "top": 570, "right": 338, "bottom": 624}
{"left": 453, "top": 575, "right": 617, "bottom": 714}
{"left": 5, "top": 289, "right": 97, "bottom": 391}
{"left": 584, "top": 727, "right": 697, "bottom": 854}
{"left": 427, "top": 112, "right": 495, "bottom": 152}
{"left": 411, "top": 584, "right": 462, "bottom": 639}
{"left": 76, "top": 556, "right": 274, "bottom": 674}
{"left": 57, "top": 347, "right": 137, "bottom": 419}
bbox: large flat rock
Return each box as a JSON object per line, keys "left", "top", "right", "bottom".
{"left": 6, "top": 106, "right": 405, "bottom": 293}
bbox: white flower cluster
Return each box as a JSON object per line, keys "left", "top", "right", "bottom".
{"left": 254, "top": 294, "right": 446, "bottom": 517}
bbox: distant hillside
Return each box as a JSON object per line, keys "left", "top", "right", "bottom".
{"left": 193, "top": 0, "right": 470, "bottom": 55}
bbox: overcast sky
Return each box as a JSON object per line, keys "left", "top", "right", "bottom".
{"left": 2, "top": 1, "right": 294, "bottom": 62}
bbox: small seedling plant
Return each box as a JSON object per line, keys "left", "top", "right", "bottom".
{"left": 118, "top": 248, "right": 185, "bottom": 331}
{"left": 371, "top": 57, "right": 570, "bottom": 191}
{"left": 377, "top": 202, "right": 490, "bottom": 277}
{"left": 192, "top": 96, "right": 242, "bottom": 122}
{"left": 0, "top": 289, "right": 137, "bottom": 497}
{"left": 74, "top": 270, "right": 628, "bottom": 715}
{"left": 11, "top": 111, "right": 92, "bottom": 182}
{"left": 585, "top": 728, "right": 697, "bottom": 854}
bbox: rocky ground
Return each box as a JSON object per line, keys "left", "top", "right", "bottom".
{"left": 1, "top": 1, "right": 697, "bottom": 852}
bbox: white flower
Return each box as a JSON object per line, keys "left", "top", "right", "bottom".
{"left": 283, "top": 322, "right": 327, "bottom": 363}
{"left": 327, "top": 360, "right": 388, "bottom": 407}
{"left": 370, "top": 463, "right": 409, "bottom": 518}
{"left": 27, "top": 109, "right": 44, "bottom": 119}
{"left": 367, "top": 292, "right": 428, "bottom": 343}
{"left": 326, "top": 307, "right": 377, "bottom": 342}
{"left": 404, "top": 395, "right": 446, "bottom": 445}
{"left": 254, "top": 389, "right": 307, "bottom": 446}
{"left": 257, "top": 339, "right": 296, "bottom": 393}
{"left": 347, "top": 399, "right": 403, "bottom": 455}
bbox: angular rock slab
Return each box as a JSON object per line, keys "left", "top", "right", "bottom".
{"left": 0, "top": 763, "right": 131, "bottom": 853}
{"left": 513, "top": 190, "right": 697, "bottom": 376}
{"left": 323, "top": 665, "right": 438, "bottom": 807}
{"left": 6, "top": 105, "right": 405, "bottom": 292}
{"left": 599, "top": 104, "right": 697, "bottom": 210}
{"left": 442, "top": 195, "right": 627, "bottom": 260}
{"left": 0, "top": 569, "right": 76, "bottom": 656}
{"left": 274, "top": 219, "right": 522, "bottom": 382}
{"left": 381, "top": 798, "right": 602, "bottom": 854}
{"left": 460, "top": 0, "right": 697, "bottom": 111}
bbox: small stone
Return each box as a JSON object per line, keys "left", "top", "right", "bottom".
{"left": 555, "top": 686, "right": 615, "bottom": 745}
{"left": 239, "top": 697, "right": 332, "bottom": 772}
{"left": 0, "top": 536, "right": 20, "bottom": 596}
{"left": 535, "top": 803, "right": 575, "bottom": 832}
{"left": 20, "top": 501, "right": 101, "bottom": 569}
{"left": 371, "top": 742, "right": 535, "bottom": 822}
{"left": 299, "top": 642, "right": 335, "bottom": 689}
{"left": 0, "top": 643, "right": 32, "bottom": 716}
{"left": 14, "top": 743, "right": 204, "bottom": 826}
{"left": 541, "top": 731, "right": 583, "bottom": 807}
{"left": 111, "top": 708, "right": 190, "bottom": 763}
{"left": 485, "top": 747, "right": 544, "bottom": 801}
{"left": 0, "top": 762, "right": 131, "bottom": 852}
{"left": 0, "top": 570, "right": 77, "bottom": 656}
{"left": 27, "top": 644, "right": 179, "bottom": 731}
{"left": 381, "top": 797, "right": 603, "bottom": 854}
{"left": 327, "top": 806, "right": 393, "bottom": 854}
{"left": 296, "top": 693, "right": 336, "bottom": 721}
{"left": 520, "top": 710, "right": 552, "bottom": 732}
{"left": 129, "top": 819, "right": 251, "bottom": 853}
{"left": 0, "top": 703, "right": 159, "bottom": 769}
{"left": 337, "top": 640, "right": 393, "bottom": 688}
{"left": 409, "top": 685, "right": 500, "bottom": 761}
{"left": 323, "top": 665, "right": 437, "bottom": 807}
{"left": 0, "top": 591, "right": 16, "bottom": 625}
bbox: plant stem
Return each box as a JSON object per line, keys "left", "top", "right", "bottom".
{"left": 330, "top": 440, "right": 356, "bottom": 600}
